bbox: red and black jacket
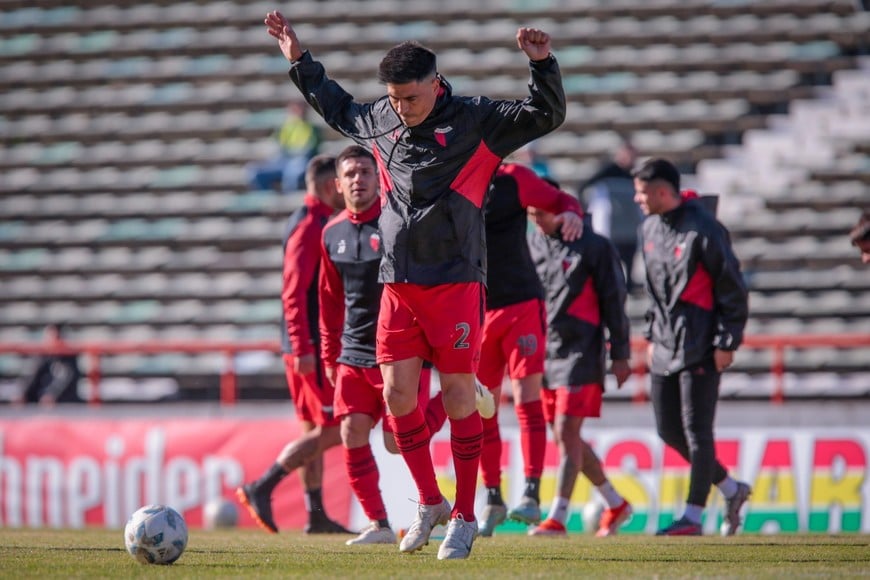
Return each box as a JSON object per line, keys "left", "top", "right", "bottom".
{"left": 289, "top": 51, "right": 565, "bottom": 285}
{"left": 528, "top": 221, "right": 631, "bottom": 388}
{"left": 640, "top": 197, "right": 748, "bottom": 375}
{"left": 319, "top": 203, "right": 382, "bottom": 368}
{"left": 280, "top": 195, "right": 335, "bottom": 355}
{"left": 485, "top": 163, "right": 582, "bottom": 310}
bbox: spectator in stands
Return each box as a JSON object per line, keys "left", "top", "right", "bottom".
{"left": 632, "top": 158, "right": 751, "bottom": 537}
{"left": 14, "top": 323, "right": 82, "bottom": 406}
{"left": 247, "top": 101, "right": 321, "bottom": 193}
{"left": 849, "top": 211, "right": 870, "bottom": 264}
{"left": 577, "top": 137, "right": 643, "bottom": 292}
{"left": 237, "top": 155, "right": 352, "bottom": 536}
{"left": 264, "top": 9, "right": 565, "bottom": 559}
{"left": 525, "top": 205, "right": 633, "bottom": 537}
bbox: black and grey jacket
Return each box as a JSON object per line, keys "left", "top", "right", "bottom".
{"left": 640, "top": 198, "right": 748, "bottom": 375}
{"left": 289, "top": 50, "right": 565, "bottom": 285}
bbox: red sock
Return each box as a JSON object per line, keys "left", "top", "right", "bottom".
{"left": 517, "top": 401, "right": 546, "bottom": 479}
{"left": 387, "top": 407, "right": 442, "bottom": 505}
{"left": 479, "top": 413, "right": 502, "bottom": 488}
{"left": 449, "top": 412, "right": 483, "bottom": 521}
{"left": 424, "top": 391, "right": 448, "bottom": 435}
{"left": 344, "top": 445, "right": 386, "bottom": 521}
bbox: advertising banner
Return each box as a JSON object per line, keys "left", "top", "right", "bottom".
{"left": 1, "top": 417, "right": 867, "bottom": 534}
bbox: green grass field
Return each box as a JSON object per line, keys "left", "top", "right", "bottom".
{"left": 1, "top": 528, "right": 868, "bottom": 579}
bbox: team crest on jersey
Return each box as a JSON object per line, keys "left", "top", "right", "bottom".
{"left": 644, "top": 240, "right": 655, "bottom": 253}
{"left": 369, "top": 233, "right": 380, "bottom": 252}
{"left": 674, "top": 241, "right": 687, "bottom": 260}
{"left": 388, "top": 128, "right": 402, "bottom": 142}
{"left": 434, "top": 126, "right": 453, "bottom": 147}
{"left": 337, "top": 239, "right": 346, "bottom": 254}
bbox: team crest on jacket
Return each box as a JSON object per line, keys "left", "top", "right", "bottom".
{"left": 337, "top": 239, "right": 346, "bottom": 254}
{"left": 369, "top": 233, "right": 381, "bottom": 252}
{"left": 434, "top": 126, "right": 452, "bottom": 147}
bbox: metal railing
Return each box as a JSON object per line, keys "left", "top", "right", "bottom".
{"left": 2, "top": 333, "right": 868, "bottom": 405}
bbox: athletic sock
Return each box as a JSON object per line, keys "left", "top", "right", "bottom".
{"left": 717, "top": 476, "right": 739, "bottom": 499}
{"left": 549, "top": 496, "right": 570, "bottom": 524}
{"left": 424, "top": 391, "right": 448, "bottom": 434}
{"left": 254, "top": 462, "right": 288, "bottom": 496}
{"left": 682, "top": 504, "right": 704, "bottom": 524}
{"left": 596, "top": 480, "right": 625, "bottom": 509}
{"left": 387, "top": 407, "right": 442, "bottom": 505}
{"left": 345, "top": 444, "right": 387, "bottom": 522}
{"left": 516, "top": 400, "right": 546, "bottom": 480}
{"left": 479, "top": 414, "right": 502, "bottom": 489}
{"left": 523, "top": 477, "right": 541, "bottom": 505}
{"left": 487, "top": 486, "right": 505, "bottom": 506}
{"left": 449, "top": 411, "right": 483, "bottom": 521}
{"left": 305, "top": 488, "right": 324, "bottom": 515}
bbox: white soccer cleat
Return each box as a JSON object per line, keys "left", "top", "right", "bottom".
{"left": 508, "top": 496, "right": 542, "bottom": 525}
{"left": 399, "top": 497, "right": 452, "bottom": 553}
{"left": 478, "top": 503, "right": 507, "bottom": 537}
{"left": 474, "top": 379, "right": 496, "bottom": 419}
{"left": 721, "top": 481, "right": 752, "bottom": 536}
{"left": 437, "top": 514, "right": 478, "bottom": 560}
{"left": 346, "top": 521, "right": 397, "bottom": 545}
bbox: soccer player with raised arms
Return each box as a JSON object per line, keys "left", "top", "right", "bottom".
{"left": 264, "top": 9, "right": 566, "bottom": 559}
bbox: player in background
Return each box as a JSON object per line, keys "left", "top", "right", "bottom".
{"left": 320, "top": 145, "right": 401, "bottom": 545}
{"left": 237, "top": 155, "right": 352, "bottom": 535}
{"left": 633, "top": 158, "right": 751, "bottom": 536}
{"left": 264, "top": 9, "right": 565, "bottom": 559}
{"left": 424, "top": 162, "right": 583, "bottom": 536}
{"left": 526, "top": 201, "right": 633, "bottom": 537}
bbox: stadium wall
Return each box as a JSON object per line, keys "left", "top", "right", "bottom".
{"left": 1, "top": 402, "right": 868, "bottom": 534}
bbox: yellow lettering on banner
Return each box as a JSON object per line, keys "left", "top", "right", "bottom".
{"left": 753, "top": 472, "right": 797, "bottom": 506}
{"left": 611, "top": 473, "right": 650, "bottom": 508}
{"left": 810, "top": 473, "right": 863, "bottom": 508}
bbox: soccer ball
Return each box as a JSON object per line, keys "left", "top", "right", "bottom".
{"left": 124, "top": 504, "right": 188, "bottom": 565}
{"left": 581, "top": 499, "right": 604, "bottom": 534}
{"left": 203, "top": 498, "right": 239, "bottom": 529}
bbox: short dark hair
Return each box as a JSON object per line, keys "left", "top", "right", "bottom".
{"left": 336, "top": 145, "right": 376, "bottom": 170}
{"left": 850, "top": 211, "right": 870, "bottom": 245}
{"left": 631, "top": 157, "right": 680, "bottom": 192}
{"left": 305, "top": 154, "right": 336, "bottom": 187}
{"left": 378, "top": 41, "right": 436, "bottom": 84}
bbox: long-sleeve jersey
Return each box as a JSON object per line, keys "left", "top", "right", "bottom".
{"left": 289, "top": 51, "right": 565, "bottom": 285}
{"left": 485, "top": 163, "right": 582, "bottom": 310}
{"left": 528, "top": 222, "right": 631, "bottom": 387}
{"left": 640, "top": 198, "right": 749, "bottom": 375}
{"left": 280, "top": 194, "right": 335, "bottom": 355}
{"left": 318, "top": 203, "right": 383, "bottom": 368}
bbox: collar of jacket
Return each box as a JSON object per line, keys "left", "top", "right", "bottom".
{"left": 304, "top": 193, "right": 335, "bottom": 219}
{"left": 346, "top": 201, "right": 380, "bottom": 225}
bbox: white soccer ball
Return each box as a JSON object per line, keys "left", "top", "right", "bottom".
{"left": 203, "top": 498, "right": 239, "bottom": 529}
{"left": 124, "top": 504, "right": 188, "bottom": 565}
{"left": 581, "top": 499, "right": 604, "bottom": 534}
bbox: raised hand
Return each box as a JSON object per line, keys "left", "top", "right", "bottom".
{"left": 265, "top": 10, "right": 304, "bottom": 62}
{"left": 516, "top": 27, "right": 552, "bottom": 62}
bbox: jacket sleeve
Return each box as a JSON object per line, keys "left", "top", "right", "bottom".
{"left": 478, "top": 56, "right": 566, "bottom": 158}
{"left": 507, "top": 163, "right": 582, "bottom": 215}
{"left": 318, "top": 232, "right": 345, "bottom": 368}
{"left": 281, "top": 219, "right": 318, "bottom": 357}
{"left": 288, "top": 51, "right": 382, "bottom": 141}
{"left": 701, "top": 220, "right": 749, "bottom": 351}
{"left": 592, "top": 237, "right": 632, "bottom": 361}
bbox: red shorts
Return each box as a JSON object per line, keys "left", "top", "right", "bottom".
{"left": 540, "top": 384, "right": 603, "bottom": 423}
{"left": 477, "top": 298, "right": 546, "bottom": 389}
{"left": 334, "top": 364, "right": 432, "bottom": 434}
{"left": 283, "top": 354, "right": 339, "bottom": 427}
{"left": 377, "top": 283, "right": 483, "bottom": 374}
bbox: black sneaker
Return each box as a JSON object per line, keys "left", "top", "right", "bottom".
{"left": 304, "top": 512, "right": 354, "bottom": 534}
{"left": 655, "top": 516, "right": 702, "bottom": 536}
{"left": 722, "top": 482, "right": 751, "bottom": 536}
{"left": 236, "top": 484, "right": 278, "bottom": 533}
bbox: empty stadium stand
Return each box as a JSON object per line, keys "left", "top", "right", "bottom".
{"left": 1, "top": 0, "right": 868, "bottom": 401}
